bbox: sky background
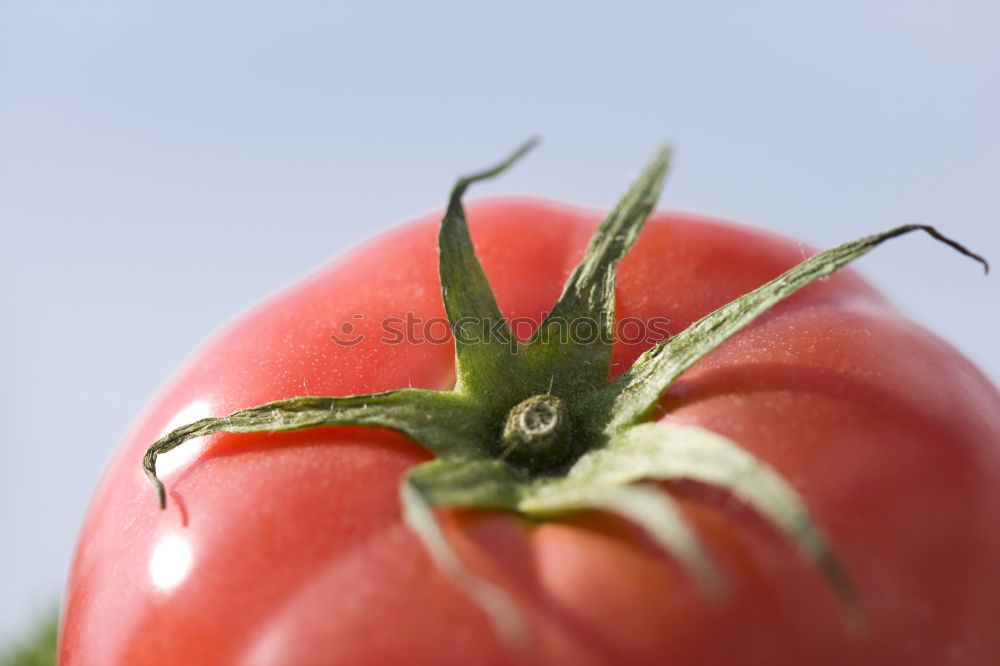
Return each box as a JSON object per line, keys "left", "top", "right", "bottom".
{"left": 1, "top": 0, "right": 998, "bottom": 646}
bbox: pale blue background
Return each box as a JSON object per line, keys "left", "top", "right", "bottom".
{"left": 1, "top": 0, "right": 997, "bottom": 645}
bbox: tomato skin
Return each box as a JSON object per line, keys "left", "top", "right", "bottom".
{"left": 61, "top": 200, "right": 1000, "bottom": 666}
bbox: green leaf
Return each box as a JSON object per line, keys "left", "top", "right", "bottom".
{"left": 522, "top": 481, "right": 722, "bottom": 596}
{"left": 527, "top": 147, "right": 671, "bottom": 391}
{"left": 439, "top": 139, "right": 539, "bottom": 398}
{"left": 0, "top": 612, "right": 57, "bottom": 666}
{"left": 144, "top": 389, "right": 484, "bottom": 508}
{"left": 407, "top": 458, "right": 525, "bottom": 509}
{"left": 605, "top": 225, "right": 989, "bottom": 430}
{"left": 400, "top": 477, "right": 528, "bottom": 645}
{"left": 530, "top": 421, "right": 860, "bottom": 620}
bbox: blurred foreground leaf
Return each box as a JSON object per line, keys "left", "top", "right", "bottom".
{"left": 0, "top": 613, "right": 57, "bottom": 666}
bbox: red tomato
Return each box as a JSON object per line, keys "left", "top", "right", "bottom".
{"left": 61, "top": 200, "right": 1000, "bottom": 665}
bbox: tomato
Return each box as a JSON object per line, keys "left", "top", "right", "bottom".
{"left": 61, "top": 189, "right": 1000, "bottom": 664}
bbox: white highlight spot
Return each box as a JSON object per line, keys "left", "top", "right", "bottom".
{"left": 155, "top": 400, "right": 213, "bottom": 477}
{"left": 149, "top": 533, "right": 193, "bottom": 591}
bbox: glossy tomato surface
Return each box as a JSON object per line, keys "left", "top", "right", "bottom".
{"left": 61, "top": 200, "right": 1000, "bottom": 665}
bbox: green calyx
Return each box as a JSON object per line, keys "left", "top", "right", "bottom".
{"left": 143, "top": 141, "right": 988, "bottom": 644}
